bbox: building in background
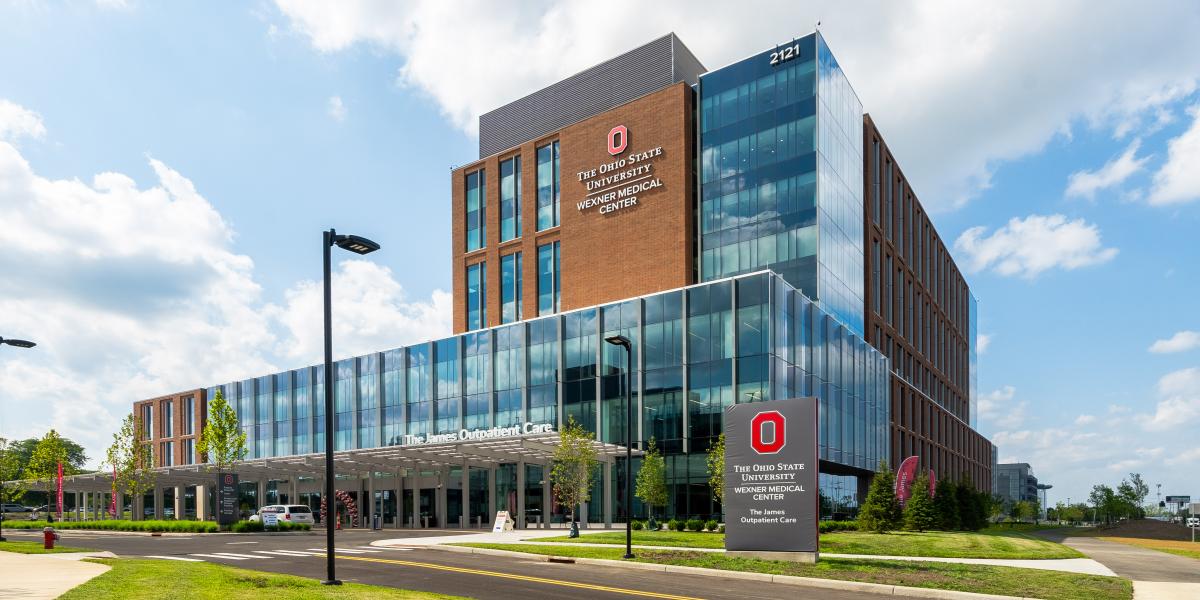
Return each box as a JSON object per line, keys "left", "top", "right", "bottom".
{"left": 993, "top": 462, "right": 1040, "bottom": 509}
{"left": 126, "top": 30, "right": 993, "bottom": 527}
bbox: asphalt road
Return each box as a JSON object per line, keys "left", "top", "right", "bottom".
{"left": 1035, "top": 529, "right": 1200, "bottom": 583}
{"left": 4, "top": 528, "right": 871, "bottom": 600}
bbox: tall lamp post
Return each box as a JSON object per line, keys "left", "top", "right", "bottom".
{"left": 0, "top": 336, "right": 37, "bottom": 542}
{"left": 603, "top": 334, "right": 634, "bottom": 560}
{"left": 321, "top": 230, "right": 380, "bottom": 586}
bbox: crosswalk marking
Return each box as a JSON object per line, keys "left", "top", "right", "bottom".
{"left": 189, "top": 553, "right": 248, "bottom": 560}
{"left": 253, "top": 550, "right": 320, "bottom": 556}
{"left": 306, "top": 547, "right": 379, "bottom": 554}
{"left": 211, "top": 552, "right": 261, "bottom": 559}
{"left": 144, "top": 555, "right": 203, "bottom": 562}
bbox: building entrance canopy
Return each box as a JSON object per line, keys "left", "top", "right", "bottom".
{"left": 14, "top": 431, "right": 639, "bottom": 494}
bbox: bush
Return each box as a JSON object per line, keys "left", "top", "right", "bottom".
{"left": 666, "top": 519, "right": 679, "bottom": 532}
{"left": 3, "top": 519, "right": 218, "bottom": 533}
{"left": 264, "top": 521, "right": 311, "bottom": 532}
{"left": 686, "top": 518, "right": 704, "bottom": 532}
{"left": 718, "top": 524, "right": 725, "bottom": 533}
{"left": 231, "top": 520, "right": 263, "bottom": 533}
{"left": 704, "top": 519, "right": 718, "bottom": 532}
{"left": 631, "top": 520, "right": 644, "bottom": 531}
{"left": 819, "top": 520, "right": 860, "bottom": 533}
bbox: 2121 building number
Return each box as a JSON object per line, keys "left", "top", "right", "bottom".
{"left": 769, "top": 43, "right": 801, "bottom": 66}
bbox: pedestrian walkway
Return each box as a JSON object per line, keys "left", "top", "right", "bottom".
{"left": 0, "top": 551, "right": 111, "bottom": 600}
{"left": 1036, "top": 530, "right": 1200, "bottom": 600}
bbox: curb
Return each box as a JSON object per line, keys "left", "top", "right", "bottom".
{"left": 425, "top": 544, "right": 1042, "bottom": 600}
{"left": 4, "top": 528, "right": 315, "bottom": 537}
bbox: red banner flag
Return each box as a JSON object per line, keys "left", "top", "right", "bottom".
{"left": 111, "top": 465, "right": 117, "bottom": 517}
{"left": 56, "top": 461, "right": 64, "bottom": 519}
{"left": 894, "top": 456, "right": 919, "bottom": 505}
{"left": 929, "top": 470, "right": 937, "bottom": 497}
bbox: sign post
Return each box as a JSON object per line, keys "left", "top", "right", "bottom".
{"left": 217, "top": 473, "right": 239, "bottom": 528}
{"left": 724, "top": 397, "right": 819, "bottom": 563}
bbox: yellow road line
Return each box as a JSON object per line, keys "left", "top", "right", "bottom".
{"left": 333, "top": 554, "right": 704, "bottom": 600}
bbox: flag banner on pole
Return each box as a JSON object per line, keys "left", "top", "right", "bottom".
{"left": 56, "top": 461, "right": 64, "bottom": 519}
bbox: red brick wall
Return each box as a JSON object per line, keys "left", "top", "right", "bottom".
{"left": 133, "top": 389, "right": 205, "bottom": 468}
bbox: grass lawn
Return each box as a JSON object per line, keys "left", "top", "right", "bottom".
{"left": 0, "top": 540, "right": 97, "bottom": 554}
{"left": 538, "top": 527, "right": 1082, "bottom": 559}
{"left": 1099, "top": 537, "right": 1200, "bottom": 561}
{"left": 60, "top": 559, "right": 464, "bottom": 600}
{"left": 457, "top": 543, "right": 1130, "bottom": 600}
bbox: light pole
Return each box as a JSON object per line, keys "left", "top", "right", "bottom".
{"left": 0, "top": 336, "right": 36, "bottom": 542}
{"left": 604, "top": 334, "right": 634, "bottom": 560}
{"left": 321, "top": 230, "right": 380, "bottom": 586}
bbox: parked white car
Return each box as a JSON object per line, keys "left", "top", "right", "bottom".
{"left": 1187, "top": 517, "right": 1199, "bottom": 528}
{"left": 248, "top": 504, "right": 314, "bottom": 525}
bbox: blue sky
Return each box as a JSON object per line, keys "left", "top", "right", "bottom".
{"left": 1, "top": 1, "right": 1198, "bottom": 507}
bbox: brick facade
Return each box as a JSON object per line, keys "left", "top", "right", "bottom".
{"left": 452, "top": 83, "right": 694, "bottom": 332}
{"left": 133, "top": 389, "right": 206, "bottom": 468}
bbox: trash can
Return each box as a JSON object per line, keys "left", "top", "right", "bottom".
{"left": 372, "top": 514, "right": 381, "bottom": 530}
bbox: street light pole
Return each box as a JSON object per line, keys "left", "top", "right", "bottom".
{"left": 320, "top": 229, "right": 380, "bottom": 586}
{"left": 0, "top": 336, "right": 37, "bottom": 542}
{"left": 604, "top": 335, "right": 634, "bottom": 560}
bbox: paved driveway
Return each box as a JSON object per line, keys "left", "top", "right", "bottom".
{"left": 1036, "top": 530, "right": 1200, "bottom": 599}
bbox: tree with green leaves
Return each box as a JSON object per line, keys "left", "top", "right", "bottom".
{"left": 904, "top": 472, "right": 937, "bottom": 531}
{"left": 549, "top": 416, "right": 598, "bottom": 537}
{"left": 0, "top": 437, "right": 28, "bottom": 505}
{"left": 932, "top": 476, "right": 959, "bottom": 531}
{"left": 954, "top": 477, "right": 983, "bottom": 531}
{"left": 1118, "top": 473, "right": 1149, "bottom": 518}
{"left": 26, "top": 429, "right": 72, "bottom": 513}
{"left": 706, "top": 433, "right": 725, "bottom": 506}
{"left": 635, "top": 437, "right": 667, "bottom": 527}
{"left": 858, "top": 460, "right": 901, "bottom": 533}
{"left": 106, "top": 413, "right": 157, "bottom": 520}
{"left": 1089, "top": 484, "right": 1118, "bottom": 524}
{"left": 196, "top": 388, "right": 246, "bottom": 472}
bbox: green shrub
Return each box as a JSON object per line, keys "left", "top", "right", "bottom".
{"left": 3, "top": 519, "right": 218, "bottom": 533}
{"left": 686, "top": 518, "right": 704, "bottom": 532}
{"left": 666, "top": 519, "right": 679, "bottom": 532}
{"left": 718, "top": 524, "right": 725, "bottom": 533}
{"left": 231, "top": 520, "right": 263, "bottom": 533}
{"left": 631, "top": 520, "right": 644, "bottom": 531}
{"left": 704, "top": 519, "right": 718, "bottom": 532}
{"left": 819, "top": 520, "right": 860, "bottom": 533}
{"left": 673, "top": 519, "right": 687, "bottom": 532}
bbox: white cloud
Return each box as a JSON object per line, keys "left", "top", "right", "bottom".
{"left": 954, "top": 214, "right": 1118, "bottom": 278}
{"left": 328, "top": 95, "right": 347, "bottom": 122}
{"left": 1074, "top": 414, "right": 1096, "bottom": 426}
{"left": 1138, "top": 367, "right": 1200, "bottom": 431}
{"left": 273, "top": 0, "right": 1200, "bottom": 210}
{"left": 0, "top": 99, "right": 450, "bottom": 467}
{"left": 1149, "top": 330, "right": 1200, "bottom": 354}
{"left": 1166, "top": 447, "right": 1200, "bottom": 466}
{"left": 1148, "top": 104, "right": 1200, "bottom": 205}
{"left": 0, "top": 99, "right": 46, "bottom": 142}
{"left": 976, "top": 333, "right": 992, "bottom": 354}
{"left": 1065, "top": 139, "right": 1149, "bottom": 200}
{"left": 977, "top": 385, "right": 1027, "bottom": 429}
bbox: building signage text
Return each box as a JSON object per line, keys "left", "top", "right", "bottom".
{"left": 402, "top": 422, "right": 553, "bottom": 446}
{"left": 576, "top": 125, "right": 664, "bottom": 215}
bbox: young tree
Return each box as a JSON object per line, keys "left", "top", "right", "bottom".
{"left": 932, "top": 476, "right": 959, "bottom": 531}
{"left": 1089, "top": 484, "right": 1117, "bottom": 524}
{"left": 904, "top": 472, "right": 937, "bottom": 532}
{"left": 196, "top": 389, "right": 247, "bottom": 472}
{"left": 106, "top": 413, "right": 157, "bottom": 520}
{"left": 550, "top": 417, "right": 598, "bottom": 537}
{"left": 1118, "top": 473, "right": 1149, "bottom": 519}
{"left": 26, "top": 429, "right": 72, "bottom": 513}
{"left": 634, "top": 437, "right": 667, "bottom": 527}
{"left": 0, "top": 437, "right": 28, "bottom": 505}
{"left": 705, "top": 433, "right": 725, "bottom": 505}
{"left": 954, "top": 477, "right": 982, "bottom": 531}
{"left": 858, "top": 460, "right": 901, "bottom": 533}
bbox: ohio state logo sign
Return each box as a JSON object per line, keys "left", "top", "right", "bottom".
{"left": 608, "top": 125, "right": 628, "bottom": 155}
{"left": 750, "top": 410, "right": 786, "bottom": 454}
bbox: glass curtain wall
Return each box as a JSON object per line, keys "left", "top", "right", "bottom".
{"left": 466, "top": 262, "right": 486, "bottom": 330}
{"left": 501, "top": 252, "right": 522, "bottom": 324}
{"left": 536, "top": 141, "right": 560, "bottom": 230}
{"left": 500, "top": 156, "right": 521, "bottom": 242}
{"left": 465, "top": 170, "right": 485, "bottom": 251}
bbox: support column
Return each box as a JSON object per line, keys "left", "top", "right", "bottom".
{"left": 603, "top": 461, "right": 613, "bottom": 528}
{"left": 132, "top": 492, "right": 141, "bottom": 521}
{"left": 516, "top": 461, "right": 526, "bottom": 529}
{"left": 411, "top": 486, "right": 419, "bottom": 528}
{"left": 154, "top": 485, "right": 163, "bottom": 520}
{"left": 114, "top": 492, "right": 123, "bottom": 520}
{"left": 173, "top": 486, "right": 183, "bottom": 520}
{"left": 367, "top": 472, "right": 375, "bottom": 528}
{"left": 542, "top": 470, "right": 551, "bottom": 529}
{"left": 395, "top": 471, "right": 405, "bottom": 529}
{"left": 460, "top": 464, "right": 469, "bottom": 528}
{"left": 435, "top": 469, "right": 447, "bottom": 529}
{"left": 197, "top": 485, "right": 208, "bottom": 521}
{"left": 290, "top": 479, "right": 298, "bottom": 506}
{"left": 486, "top": 468, "right": 495, "bottom": 524}
{"left": 257, "top": 479, "right": 267, "bottom": 511}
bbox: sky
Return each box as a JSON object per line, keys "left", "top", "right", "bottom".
{"left": 1, "top": 0, "right": 1199, "bottom": 507}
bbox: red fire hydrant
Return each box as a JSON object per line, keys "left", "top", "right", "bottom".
{"left": 43, "top": 526, "right": 59, "bottom": 550}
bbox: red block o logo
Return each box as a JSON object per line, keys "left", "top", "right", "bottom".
{"left": 750, "top": 411, "right": 786, "bottom": 454}
{"left": 608, "top": 125, "right": 628, "bottom": 155}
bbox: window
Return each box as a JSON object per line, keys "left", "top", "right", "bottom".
{"left": 465, "top": 170, "right": 485, "bottom": 251}
{"left": 183, "top": 396, "right": 194, "bottom": 435}
{"left": 162, "top": 400, "right": 173, "bottom": 437}
{"left": 500, "top": 156, "right": 521, "bottom": 242}
{"left": 536, "top": 141, "right": 560, "bottom": 230}
{"left": 141, "top": 404, "right": 153, "bottom": 440}
{"left": 501, "top": 252, "right": 522, "bottom": 324}
{"left": 537, "top": 241, "right": 560, "bottom": 316}
{"left": 161, "top": 441, "right": 174, "bottom": 467}
{"left": 182, "top": 438, "right": 195, "bottom": 465}
{"left": 466, "top": 262, "right": 486, "bottom": 330}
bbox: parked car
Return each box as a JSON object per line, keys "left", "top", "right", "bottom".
{"left": 1187, "top": 517, "right": 1200, "bottom": 528}
{"left": 0, "top": 503, "right": 30, "bottom": 513}
{"left": 248, "top": 504, "right": 314, "bottom": 525}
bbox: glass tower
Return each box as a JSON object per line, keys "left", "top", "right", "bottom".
{"left": 699, "top": 32, "right": 866, "bottom": 335}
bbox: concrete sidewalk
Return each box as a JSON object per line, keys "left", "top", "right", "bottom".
{"left": 0, "top": 551, "right": 111, "bottom": 599}
{"left": 1034, "top": 533, "right": 1200, "bottom": 600}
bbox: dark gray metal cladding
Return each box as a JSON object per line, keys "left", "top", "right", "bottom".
{"left": 477, "top": 33, "right": 706, "bottom": 159}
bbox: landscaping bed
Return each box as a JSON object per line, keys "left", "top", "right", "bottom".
{"left": 5, "top": 520, "right": 218, "bottom": 533}
{"left": 60, "top": 559, "right": 464, "bottom": 599}
{"left": 456, "top": 543, "right": 1130, "bottom": 600}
